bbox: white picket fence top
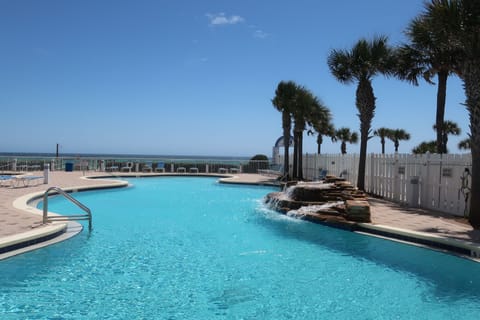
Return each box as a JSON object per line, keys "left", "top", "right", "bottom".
{"left": 281, "top": 153, "right": 472, "bottom": 217}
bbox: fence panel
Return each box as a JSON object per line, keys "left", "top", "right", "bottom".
{"left": 281, "top": 152, "right": 472, "bottom": 217}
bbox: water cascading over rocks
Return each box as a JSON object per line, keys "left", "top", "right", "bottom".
{"left": 264, "top": 176, "right": 371, "bottom": 227}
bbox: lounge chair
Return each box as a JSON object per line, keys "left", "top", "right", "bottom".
{"left": 189, "top": 167, "right": 199, "bottom": 173}
{"left": 318, "top": 169, "right": 328, "bottom": 180}
{"left": 28, "top": 164, "right": 41, "bottom": 171}
{"left": 121, "top": 162, "right": 134, "bottom": 172}
{"left": 15, "top": 175, "right": 43, "bottom": 187}
{"left": 218, "top": 168, "right": 227, "bottom": 174}
{"left": 0, "top": 175, "right": 14, "bottom": 187}
{"left": 143, "top": 162, "right": 153, "bottom": 172}
{"left": 75, "top": 160, "right": 89, "bottom": 171}
{"left": 106, "top": 162, "right": 119, "bottom": 172}
{"left": 155, "top": 162, "right": 165, "bottom": 173}
{"left": 177, "top": 167, "right": 186, "bottom": 173}
{"left": 258, "top": 164, "right": 284, "bottom": 177}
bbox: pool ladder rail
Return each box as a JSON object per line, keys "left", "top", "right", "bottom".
{"left": 42, "top": 187, "right": 92, "bottom": 232}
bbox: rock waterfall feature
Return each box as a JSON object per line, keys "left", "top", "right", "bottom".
{"left": 264, "top": 176, "right": 371, "bottom": 228}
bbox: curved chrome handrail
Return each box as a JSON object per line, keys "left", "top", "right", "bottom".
{"left": 42, "top": 187, "right": 92, "bottom": 231}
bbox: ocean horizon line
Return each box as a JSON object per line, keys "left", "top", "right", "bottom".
{"left": 0, "top": 152, "right": 256, "bottom": 161}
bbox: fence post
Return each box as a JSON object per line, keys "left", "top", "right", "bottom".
{"left": 393, "top": 153, "right": 400, "bottom": 202}
{"left": 369, "top": 153, "right": 375, "bottom": 193}
{"left": 422, "top": 153, "right": 431, "bottom": 208}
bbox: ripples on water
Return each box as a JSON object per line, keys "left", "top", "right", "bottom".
{"left": 0, "top": 177, "right": 479, "bottom": 319}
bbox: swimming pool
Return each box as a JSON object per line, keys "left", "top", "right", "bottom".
{"left": 1, "top": 177, "right": 479, "bottom": 319}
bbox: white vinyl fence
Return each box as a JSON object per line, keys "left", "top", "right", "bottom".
{"left": 282, "top": 153, "right": 472, "bottom": 217}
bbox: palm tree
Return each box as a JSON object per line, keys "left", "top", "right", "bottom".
{"left": 291, "top": 85, "right": 311, "bottom": 180}
{"left": 412, "top": 140, "right": 437, "bottom": 154}
{"left": 272, "top": 81, "right": 297, "bottom": 179}
{"left": 332, "top": 127, "right": 358, "bottom": 154}
{"left": 458, "top": 137, "right": 471, "bottom": 150}
{"left": 433, "top": 120, "right": 461, "bottom": 153}
{"left": 328, "top": 36, "right": 395, "bottom": 190}
{"left": 418, "top": 0, "right": 480, "bottom": 227}
{"left": 308, "top": 102, "right": 333, "bottom": 155}
{"left": 291, "top": 86, "right": 331, "bottom": 180}
{"left": 388, "top": 129, "right": 411, "bottom": 152}
{"left": 308, "top": 123, "right": 334, "bottom": 155}
{"left": 373, "top": 127, "right": 393, "bottom": 154}
{"left": 396, "top": 7, "right": 459, "bottom": 154}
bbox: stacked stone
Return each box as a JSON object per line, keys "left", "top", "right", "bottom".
{"left": 345, "top": 200, "right": 371, "bottom": 222}
{"left": 265, "top": 177, "right": 371, "bottom": 224}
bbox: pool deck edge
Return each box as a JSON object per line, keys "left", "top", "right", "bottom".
{"left": 356, "top": 223, "right": 480, "bottom": 261}
{"left": 0, "top": 174, "right": 129, "bottom": 260}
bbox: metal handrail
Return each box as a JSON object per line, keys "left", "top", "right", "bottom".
{"left": 43, "top": 187, "right": 92, "bottom": 231}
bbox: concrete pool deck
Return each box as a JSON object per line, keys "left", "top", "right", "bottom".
{"left": 1, "top": 171, "right": 479, "bottom": 260}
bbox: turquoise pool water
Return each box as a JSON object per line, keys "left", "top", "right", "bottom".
{"left": 1, "top": 177, "right": 479, "bottom": 319}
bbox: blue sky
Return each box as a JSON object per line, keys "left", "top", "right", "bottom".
{"left": 0, "top": 0, "right": 469, "bottom": 157}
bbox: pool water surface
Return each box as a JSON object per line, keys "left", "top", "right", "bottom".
{"left": 1, "top": 177, "right": 479, "bottom": 319}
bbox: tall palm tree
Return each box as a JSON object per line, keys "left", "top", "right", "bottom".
{"left": 388, "top": 129, "right": 411, "bottom": 152}
{"left": 272, "top": 81, "right": 297, "bottom": 179}
{"left": 291, "top": 85, "right": 311, "bottom": 180}
{"left": 433, "top": 120, "right": 461, "bottom": 153}
{"left": 328, "top": 36, "right": 395, "bottom": 190}
{"left": 290, "top": 86, "right": 331, "bottom": 180}
{"left": 396, "top": 7, "right": 459, "bottom": 154}
{"left": 332, "top": 127, "right": 358, "bottom": 154}
{"left": 419, "top": 0, "right": 480, "bottom": 227}
{"left": 373, "top": 127, "right": 393, "bottom": 154}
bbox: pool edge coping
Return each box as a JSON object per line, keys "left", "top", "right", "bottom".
{"left": 0, "top": 176, "right": 129, "bottom": 260}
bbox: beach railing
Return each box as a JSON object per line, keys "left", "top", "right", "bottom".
{"left": 0, "top": 155, "right": 271, "bottom": 176}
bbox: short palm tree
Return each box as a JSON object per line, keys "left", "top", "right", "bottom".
{"left": 388, "top": 129, "right": 411, "bottom": 153}
{"left": 308, "top": 123, "right": 334, "bottom": 155}
{"left": 332, "top": 127, "right": 358, "bottom": 154}
{"left": 272, "top": 81, "right": 297, "bottom": 179}
{"left": 433, "top": 120, "right": 461, "bottom": 153}
{"left": 328, "top": 36, "right": 395, "bottom": 190}
{"left": 458, "top": 137, "right": 471, "bottom": 150}
{"left": 412, "top": 140, "right": 437, "bottom": 154}
{"left": 307, "top": 102, "right": 333, "bottom": 155}
{"left": 373, "top": 127, "right": 393, "bottom": 154}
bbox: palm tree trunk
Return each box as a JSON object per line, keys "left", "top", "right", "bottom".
{"left": 436, "top": 71, "right": 448, "bottom": 154}
{"left": 463, "top": 61, "right": 480, "bottom": 228}
{"left": 381, "top": 137, "right": 385, "bottom": 154}
{"left": 298, "top": 130, "right": 304, "bottom": 180}
{"left": 292, "top": 128, "right": 298, "bottom": 180}
{"left": 356, "top": 78, "right": 375, "bottom": 191}
{"left": 317, "top": 135, "right": 322, "bottom": 155}
{"left": 282, "top": 112, "right": 291, "bottom": 179}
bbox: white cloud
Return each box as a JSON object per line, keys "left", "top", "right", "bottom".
{"left": 253, "top": 30, "right": 269, "bottom": 39}
{"left": 206, "top": 13, "right": 244, "bottom": 26}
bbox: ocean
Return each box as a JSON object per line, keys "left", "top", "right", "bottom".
{"left": 0, "top": 152, "right": 251, "bottom": 161}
